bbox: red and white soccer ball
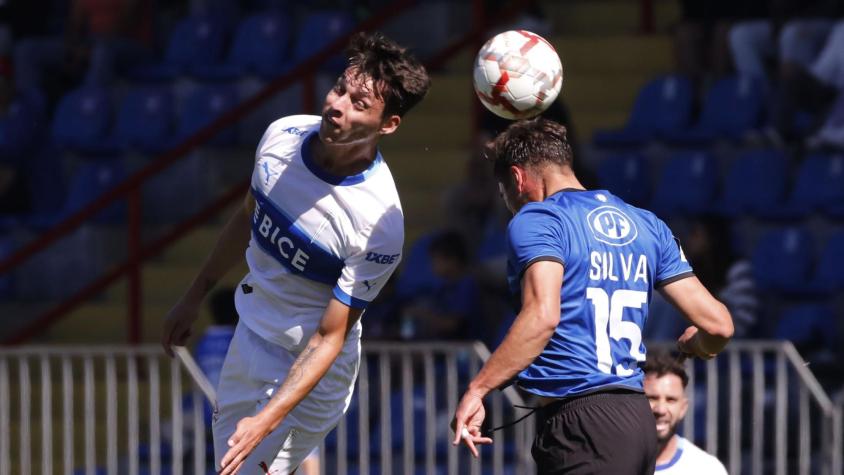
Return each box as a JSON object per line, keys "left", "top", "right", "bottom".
{"left": 473, "top": 30, "right": 564, "bottom": 120}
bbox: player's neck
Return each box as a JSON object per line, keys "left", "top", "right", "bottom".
{"left": 656, "top": 434, "right": 680, "bottom": 465}
{"left": 312, "top": 138, "right": 379, "bottom": 177}
{"left": 540, "top": 172, "right": 585, "bottom": 200}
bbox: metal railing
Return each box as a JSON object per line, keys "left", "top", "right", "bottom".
{"left": 650, "top": 340, "right": 842, "bottom": 475}
{"left": 1, "top": 340, "right": 838, "bottom": 475}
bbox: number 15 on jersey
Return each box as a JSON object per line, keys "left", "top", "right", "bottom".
{"left": 586, "top": 287, "right": 648, "bottom": 377}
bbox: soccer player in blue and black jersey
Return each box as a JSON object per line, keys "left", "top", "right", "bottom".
{"left": 452, "top": 118, "right": 734, "bottom": 474}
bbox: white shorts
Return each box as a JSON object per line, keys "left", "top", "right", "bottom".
{"left": 212, "top": 321, "right": 360, "bottom": 474}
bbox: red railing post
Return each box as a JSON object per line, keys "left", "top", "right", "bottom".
{"left": 127, "top": 188, "right": 142, "bottom": 344}
{"left": 640, "top": 0, "right": 655, "bottom": 34}
{"left": 303, "top": 76, "right": 316, "bottom": 115}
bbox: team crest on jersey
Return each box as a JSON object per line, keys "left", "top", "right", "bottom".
{"left": 586, "top": 206, "right": 638, "bottom": 246}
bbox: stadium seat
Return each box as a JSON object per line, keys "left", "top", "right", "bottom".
{"left": 62, "top": 160, "right": 126, "bottom": 224}
{"left": 129, "top": 15, "right": 229, "bottom": 81}
{"left": 176, "top": 83, "right": 239, "bottom": 146}
{"left": 292, "top": 10, "right": 355, "bottom": 73}
{"left": 596, "top": 152, "right": 651, "bottom": 207}
{"left": 774, "top": 303, "right": 837, "bottom": 352}
{"left": 0, "top": 87, "right": 47, "bottom": 160}
{"left": 50, "top": 86, "right": 113, "bottom": 153}
{"left": 592, "top": 75, "right": 693, "bottom": 147}
{"left": 664, "top": 75, "right": 765, "bottom": 144}
{"left": 0, "top": 235, "right": 14, "bottom": 298}
{"left": 225, "top": 12, "right": 292, "bottom": 78}
{"left": 808, "top": 231, "right": 844, "bottom": 293}
{"left": 716, "top": 148, "right": 788, "bottom": 217}
{"left": 650, "top": 150, "right": 718, "bottom": 217}
{"left": 112, "top": 86, "right": 176, "bottom": 154}
{"left": 780, "top": 152, "right": 844, "bottom": 217}
{"left": 751, "top": 227, "right": 814, "bottom": 294}
{"left": 394, "top": 233, "right": 443, "bottom": 302}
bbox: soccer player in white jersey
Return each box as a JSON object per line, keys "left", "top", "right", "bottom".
{"left": 161, "top": 32, "right": 430, "bottom": 474}
{"left": 644, "top": 352, "right": 728, "bottom": 475}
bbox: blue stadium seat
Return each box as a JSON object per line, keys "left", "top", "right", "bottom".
{"left": 650, "top": 150, "right": 718, "bottom": 217}
{"left": 808, "top": 231, "right": 844, "bottom": 293}
{"left": 592, "top": 75, "right": 693, "bottom": 147}
{"left": 228, "top": 12, "right": 292, "bottom": 77}
{"left": 112, "top": 86, "right": 176, "bottom": 154}
{"left": 129, "top": 15, "right": 229, "bottom": 81}
{"left": 50, "top": 86, "right": 112, "bottom": 153}
{"left": 0, "top": 235, "right": 14, "bottom": 298}
{"left": 751, "top": 227, "right": 814, "bottom": 294}
{"left": 664, "top": 75, "right": 765, "bottom": 144}
{"left": 781, "top": 153, "right": 844, "bottom": 217}
{"left": 716, "top": 148, "right": 788, "bottom": 217}
{"left": 62, "top": 160, "right": 126, "bottom": 224}
{"left": 293, "top": 10, "right": 355, "bottom": 73}
{"left": 596, "top": 152, "right": 651, "bottom": 207}
{"left": 176, "top": 83, "right": 239, "bottom": 146}
{"left": 0, "top": 87, "right": 47, "bottom": 160}
{"left": 775, "top": 303, "right": 836, "bottom": 351}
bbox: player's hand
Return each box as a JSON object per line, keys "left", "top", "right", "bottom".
{"left": 219, "top": 415, "right": 273, "bottom": 475}
{"left": 677, "top": 326, "right": 716, "bottom": 360}
{"left": 161, "top": 298, "right": 199, "bottom": 358}
{"left": 451, "top": 391, "right": 493, "bottom": 458}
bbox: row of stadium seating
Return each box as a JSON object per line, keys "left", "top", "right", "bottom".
{"left": 597, "top": 148, "right": 844, "bottom": 219}
{"left": 592, "top": 74, "right": 779, "bottom": 147}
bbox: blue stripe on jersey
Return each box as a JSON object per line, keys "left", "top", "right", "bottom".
{"left": 301, "top": 132, "right": 383, "bottom": 186}
{"left": 251, "top": 187, "right": 344, "bottom": 285}
{"left": 332, "top": 285, "right": 369, "bottom": 309}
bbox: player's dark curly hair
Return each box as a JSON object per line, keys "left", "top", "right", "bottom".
{"left": 643, "top": 351, "right": 689, "bottom": 388}
{"left": 486, "top": 117, "right": 574, "bottom": 183}
{"left": 346, "top": 31, "right": 431, "bottom": 117}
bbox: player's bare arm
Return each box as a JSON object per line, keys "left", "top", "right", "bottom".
{"left": 219, "top": 298, "right": 363, "bottom": 474}
{"left": 161, "top": 192, "right": 254, "bottom": 357}
{"left": 659, "top": 275, "right": 734, "bottom": 358}
{"left": 452, "top": 260, "right": 563, "bottom": 456}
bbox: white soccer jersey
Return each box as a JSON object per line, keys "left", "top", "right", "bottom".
{"left": 656, "top": 436, "right": 728, "bottom": 475}
{"left": 235, "top": 114, "right": 404, "bottom": 351}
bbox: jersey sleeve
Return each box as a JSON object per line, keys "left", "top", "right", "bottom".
{"left": 506, "top": 204, "right": 568, "bottom": 278}
{"left": 655, "top": 219, "right": 694, "bottom": 287}
{"left": 333, "top": 208, "right": 404, "bottom": 309}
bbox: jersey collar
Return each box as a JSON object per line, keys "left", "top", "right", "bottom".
{"left": 301, "top": 131, "right": 383, "bottom": 186}
{"left": 655, "top": 436, "right": 684, "bottom": 471}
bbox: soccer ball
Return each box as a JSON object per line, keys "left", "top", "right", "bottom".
{"left": 473, "top": 30, "right": 563, "bottom": 120}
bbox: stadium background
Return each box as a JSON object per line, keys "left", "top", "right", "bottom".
{"left": 0, "top": 0, "right": 842, "bottom": 474}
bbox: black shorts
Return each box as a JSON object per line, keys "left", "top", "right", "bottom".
{"left": 531, "top": 388, "right": 657, "bottom": 475}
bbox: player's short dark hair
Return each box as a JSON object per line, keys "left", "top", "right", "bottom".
{"left": 485, "top": 117, "right": 574, "bottom": 183}
{"left": 428, "top": 230, "right": 469, "bottom": 266}
{"left": 643, "top": 351, "right": 689, "bottom": 388}
{"left": 346, "top": 31, "right": 431, "bottom": 117}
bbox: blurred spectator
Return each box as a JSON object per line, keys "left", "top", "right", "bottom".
{"left": 399, "top": 230, "right": 481, "bottom": 341}
{"left": 673, "top": 0, "right": 759, "bottom": 84}
{"left": 729, "top": 0, "right": 840, "bottom": 81}
{"left": 13, "top": 0, "right": 152, "bottom": 96}
{"left": 646, "top": 215, "right": 757, "bottom": 340}
{"left": 443, "top": 132, "right": 499, "bottom": 253}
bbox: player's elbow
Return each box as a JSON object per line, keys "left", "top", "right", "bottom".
{"left": 535, "top": 306, "right": 560, "bottom": 337}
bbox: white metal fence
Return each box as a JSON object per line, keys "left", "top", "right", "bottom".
{"left": 0, "top": 341, "right": 839, "bottom": 475}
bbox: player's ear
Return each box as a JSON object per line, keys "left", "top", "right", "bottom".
{"left": 379, "top": 114, "right": 401, "bottom": 136}
{"left": 509, "top": 165, "right": 526, "bottom": 193}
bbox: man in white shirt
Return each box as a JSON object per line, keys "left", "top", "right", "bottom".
{"left": 644, "top": 352, "right": 728, "bottom": 475}
{"left": 161, "top": 31, "right": 430, "bottom": 474}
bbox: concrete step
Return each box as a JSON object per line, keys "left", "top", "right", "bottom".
{"left": 541, "top": 0, "right": 680, "bottom": 36}
{"left": 553, "top": 35, "right": 673, "bottom": 76}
